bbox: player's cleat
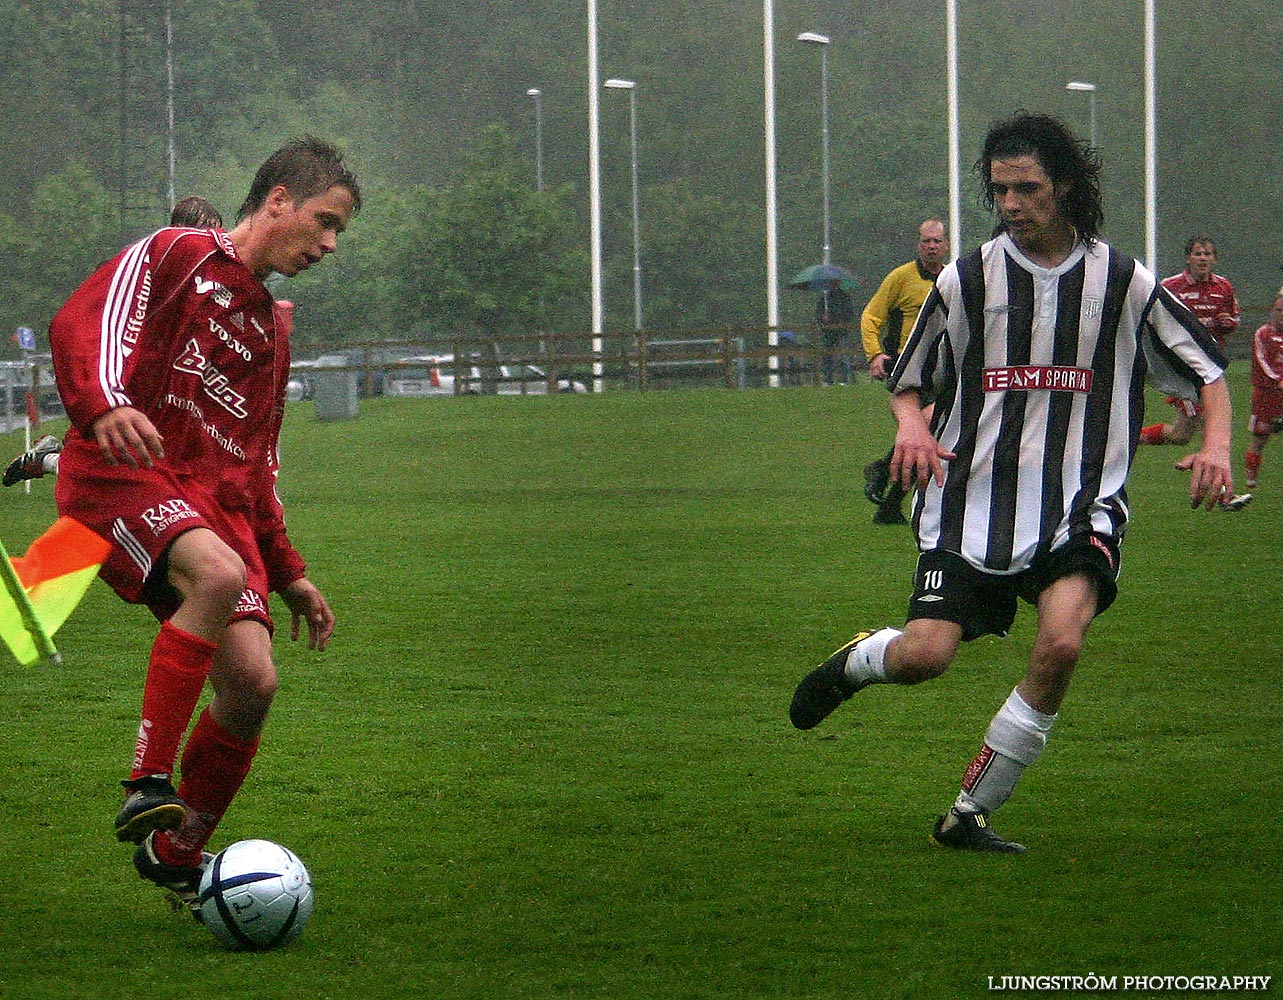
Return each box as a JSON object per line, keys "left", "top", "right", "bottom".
{"left": 789, "top": 631, "right": 876, "bottom": 730}
{"left": 2, "top": 434, "right": 61, "bottom": 487}
{"left": 863, "top": 457, "right": 891, "bottom": 505}
{"left": 133, "top": 830, "right": 215, "bottom": 919}
{"left": 872, "top": 505, "right": 908, "bottom": 525}
{"left": 930, "top": 808, "right": 1027, "bottom": 853}
{"left": 1221, "top": 493, "right": 1253, "bottom": 512}
{"left": 115, "top": 774, "right": 187, "bottom": 843}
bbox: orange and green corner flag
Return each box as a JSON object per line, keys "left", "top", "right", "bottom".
{"left": 0, "top": 517, "right": 109, "bottom": 666}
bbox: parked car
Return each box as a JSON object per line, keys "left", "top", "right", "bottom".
{"left": 286, "top": 354, "right": 351, "bottom": 402}
{"left": 384, "top": 355, "right": 588, "bottom": 397}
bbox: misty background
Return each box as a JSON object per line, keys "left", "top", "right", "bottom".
{"left": 0, "top": 0, "right": 1278, "bottom": 351}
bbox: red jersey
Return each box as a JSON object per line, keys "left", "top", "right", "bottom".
{"left": 49, "top": 227, "right": 305, "bottom": 595}
{"left": 1160, "top": 270, "right": 1240, "bottom": 351}
{"left": 1250, "top": 321, "right": 1283, "bottom": 389}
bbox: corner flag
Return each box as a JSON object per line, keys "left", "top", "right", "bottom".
{"left": 0, "top": 517, "right": 109, "bottom": 666}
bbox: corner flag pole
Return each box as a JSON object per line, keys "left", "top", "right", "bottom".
{"left": 0, "top": 535, "right": 60, "bottom": 665}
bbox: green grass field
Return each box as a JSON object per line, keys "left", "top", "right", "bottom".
{"left": 1, "top": 379, "right": 1278, "bottom": 999}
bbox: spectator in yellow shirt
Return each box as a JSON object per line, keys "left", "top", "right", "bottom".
{"left": 861, "top": 219, "right": 948, "bottom": 524}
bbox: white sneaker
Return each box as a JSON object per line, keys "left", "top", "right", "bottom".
{"left": 1222, "top": 493, "right": 1253, "bottom": 512}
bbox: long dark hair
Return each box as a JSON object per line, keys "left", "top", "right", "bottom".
{"left": 975, "top": 112, "right": 1103, "bottom": 244}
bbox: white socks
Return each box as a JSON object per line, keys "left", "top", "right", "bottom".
{"left": 841, "top": 627, "right": 901, "bottom": 686}
{"left": 955, "top": 687, "right": 1057, "bottom": 815}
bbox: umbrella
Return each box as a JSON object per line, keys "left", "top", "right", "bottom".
{"left": 786, "top": 262, "right": 857, "bottom": 291}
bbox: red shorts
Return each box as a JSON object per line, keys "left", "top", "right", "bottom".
{"left": 55, "top": 460, "right": 273, "bottom": 630}
{"left": 1164, "top": 394, "right": 1201, "bottom": 420}
{"left": 1249, "top": 385, "right": 1283, "bottom": 436}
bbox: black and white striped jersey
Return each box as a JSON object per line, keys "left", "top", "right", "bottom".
{"left": 887, "top": 233, "right": 1226, "bottom": 574}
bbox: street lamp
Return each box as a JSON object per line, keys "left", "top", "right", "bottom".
{"left": 797, "top": 31, "right": 831, "bottom": 264}
{"left": 1065, "top": 80, "right": 1098, "bottom": 149}
{"left": 764, "top": 0, "right": 780, "bottom": 385}
{"left": 604, "top": 78, "right": 643, "bottom": 332}
{"left": 525, "top": 88, "right": 544, "bottom": 192}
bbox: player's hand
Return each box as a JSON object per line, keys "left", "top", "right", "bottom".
{"left": 1175, "top": 448, "right": 1233, "bottom": 510}
{"left": 91, "top": 406, "right": 164, "bottom": 469}
{"left": 891, "top": 422, "right": 955, "bottom": 493}
{"left": 280, "top": 577, "right": 335, "bottom": 651}
{"left": 869, "top": 353, "right": 890, "bottom": 381}
{"left": 1214, "top": 312, "right": 1237, "bottom": 330}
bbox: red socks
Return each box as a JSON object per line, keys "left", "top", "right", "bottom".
{"left": 131, "top": 621, "right": 217, "bottom": 781}
{"left": 1139, "top": 423, "right": 1166, "bottom": 445}
{"left": 156, "top": 708, "right": 260, "bottom": 867}
{"left": 1246, "top": 451, "right": 1261, "bottom": 487}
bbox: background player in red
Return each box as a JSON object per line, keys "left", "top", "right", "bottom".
{"left": 48, "top": 136, "right": 360, "bottom": 913}
{"left": 1140, "top": 235, "right": 1240, "bottom": 446}
{"left": 1234, "top": 291, "right": 1283, "bottom": 505}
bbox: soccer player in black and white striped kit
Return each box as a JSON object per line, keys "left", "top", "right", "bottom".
{"left": 790, "top": 113, "right": 1233, "bottom": 852}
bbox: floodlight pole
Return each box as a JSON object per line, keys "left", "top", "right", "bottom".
{"left": 798, "top": 32, "right": 832, "bottom": 265}
{"left": 1143, "top": 0, "right": 1157, "bottom": 274}
{"left": 604, "top": 79, "right": 643, "bottom": 332}
{"left": 587, "top": 0, "right": 604, "bottom": 391}
{"left": 764, "top": 0, "right": 780, "bottom": 385}
{"left": 164, "top": 0, "right": 175, "bottom": 209}
{"left": 1065, "top": 80, "right": 1098, "bottom": 150}
{"left": 526, "top": 88, "right": 544, "bottom": 192}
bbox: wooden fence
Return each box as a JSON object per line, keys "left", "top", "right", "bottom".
{"left": 295, "top": 325, "right": 870, "bottom": 398}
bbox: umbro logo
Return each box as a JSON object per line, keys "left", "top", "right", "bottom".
{"left": 916, "top": 594, "right": 944, "bottom": 603}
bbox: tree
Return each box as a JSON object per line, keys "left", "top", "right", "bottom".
{"left": 397, "top": 124, "right": 586, "bottom": 342}
{"left": 0, "top": 164, "right": 117, "bottom": 355}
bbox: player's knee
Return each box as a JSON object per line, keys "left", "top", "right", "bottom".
{"left": 173, "top": 541, "right": 248, "bottom": 611}
{"left": 244, "top": 668, "right": 279, "bottom": 709}
{"left": 891, "top": 631, "right": 957, "bottom": 683}
{"left": 1166, "top": 426, "right": 1194, "bottom": 445}
{"left": 1032, "top": 632, "right": 1084, "bottom": 672}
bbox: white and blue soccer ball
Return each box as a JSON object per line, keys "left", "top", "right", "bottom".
{"left": 198, "top": 839, "right": 313, "bottom": 950}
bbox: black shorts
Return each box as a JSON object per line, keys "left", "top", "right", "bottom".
{"left": 905, "top": 534, "right": 1121, "bottom": 642}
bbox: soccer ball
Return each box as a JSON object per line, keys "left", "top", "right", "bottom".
{"left": 197, "top": 839, "right": 314, "bottom": 950}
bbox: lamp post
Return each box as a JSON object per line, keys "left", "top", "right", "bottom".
{"left": 164, "top": 0, "right": 176, "bottom": 211}
{"left": 797, "top": 31, "right": 831, "bottom": 265}
{"left": 764, "top": 0, "right": 780, "bottom": 385}
{"left": 604, "top": 78, "right": 643, "bottom": 332}
{"left": 587, "top": 0, "right": 603, "bottom": 391}
{"left": 1064, "top": 80, "right": 1098, "bottom": 149}
{"left": 525, "top": 88, "right": 544, "bottom": 192}
{"left": 946, "top": 0, "right": 960, "bottom": 255}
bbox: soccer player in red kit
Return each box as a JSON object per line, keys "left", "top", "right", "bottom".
{"left": 48, "top": 136, "right": 360, "bottom": 913}
{"left": 1237, "top": 292, "right": 1283, "bottom": 501}
{"left": 1140, "top": 235, "right": 1240, "bottom": 446}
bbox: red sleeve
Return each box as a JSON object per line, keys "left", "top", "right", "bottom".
{"left": 49, "top": 229, "right": 211, "bottom": 432}
{"left": 49, "top": 242, "right": 147, "bottom": 431}
{"left": 256, "top": 301, "right": 307, "bottom": 593}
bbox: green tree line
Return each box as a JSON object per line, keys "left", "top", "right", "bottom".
{"left": 1, "top": 0, "right": 1279, "bottom": 355}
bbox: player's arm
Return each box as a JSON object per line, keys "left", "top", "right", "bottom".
{"left": 860, "top": 276, "right": 894, "bottom": 376}
{"left": 1214, "top": 282, "right": 1241, "bottom": 336}
{"left": 278, "top": 577, "right": 335, "bottom": 651}
{"left": 50, "top": 233, "right": 186, "bottom": 468}
{"left": 89, "top": 406, "right": 164, "bottom": 469}
{"left": 1174, "top": 376, "right": 1232, "bottom": 509}
{"left": 890, "top": 389, "right": 955, "bottom": 491}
